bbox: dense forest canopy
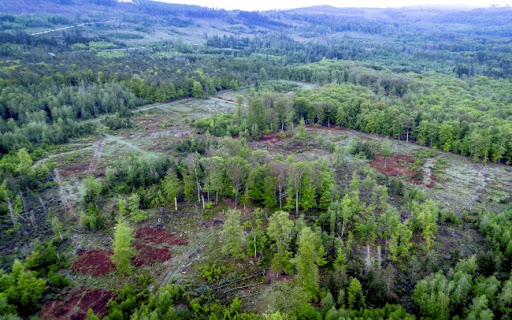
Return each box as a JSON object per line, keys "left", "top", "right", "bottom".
{"left": 0, "top": 0, "right": 511, "bottom": 319}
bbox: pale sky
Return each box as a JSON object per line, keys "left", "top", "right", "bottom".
{"left": 155, "top": 0, "right": 512, "bottom": 11}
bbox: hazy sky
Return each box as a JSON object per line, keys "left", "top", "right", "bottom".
{"left": 156, "top": 0, "right": 512, "bottom": 11}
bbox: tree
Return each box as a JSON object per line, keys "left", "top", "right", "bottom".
{"left": 200, "top": 157, "right": 224, "bottom": 205}
{"left": 347, "top": 277, "right": 365, "bottom": 310}
{"left": 0, "top": 260, "right": 46, "bottom": 316}
{"left": 412, "top": 272, "right": 451, "bottom": 320}
{"left": 286, "top": 162, "right": 308, "bottom": 216}
{"left": 85, "top": 309, "right": 100, "bottom": 320}
{"left": 221, "top": 209, "right": 245, "bottom": 259}
{"left": 467, "top": 295, "right": 494, "bottom": 320}
{"left": 293, "top": 227, "right": 325, "bottom": 298}
{"left": 271, "top": 161, "right": 289, "bottom": 209}
{"left": 299, "top": 171, "right": 316, "bottom": 211}
{"left": 161, "top": 171, "right": 182, "bottom": 211}
{"left": 83, "top": 175, "right": 102, "bottom": 204}
{"left": 51, "top": 216, "right": 64, "bottom": 242}
{"left": 381, "top": 139, "right": 392, "bottom": 168}
{"left": 412, "top": 200, "right": 440, "bottom": 251}
{"left": 112, "top": 220, "right": 135, "bottom": 274}
{"left": 192, "top": 81, "right": 204, "bottom": 99}
{"left": 247, "top": 98, "right": 266, "bottom": 138}
{"left": 225, "top": 156, "right": 249, "bottom": 207}
{"left": 268, "top": 211, "right": 295, "bottom": 275}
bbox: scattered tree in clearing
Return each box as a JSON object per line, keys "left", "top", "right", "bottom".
{"left": 112, "top": 220, "right": 135, "bottom": 274}
{"left": 221, "top": 209, "right": 245, "bottom": 259}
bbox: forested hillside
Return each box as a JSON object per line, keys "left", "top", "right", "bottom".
{"left": 0, "top": 1, "right": 511, "bottom": 319}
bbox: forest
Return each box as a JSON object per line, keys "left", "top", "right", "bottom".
{"left": 0, "top": 0, "right": 511, "bottom": 319}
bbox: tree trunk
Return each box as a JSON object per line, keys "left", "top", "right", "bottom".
{"left": 279, "top": 187, "right": 283, "bottom": 209}
{"left": 365, "top": 244, "right": 371, "bottom": 270}
{"left": 254, "top": 230, "right": 257, "bottom": 258}
{"left": 6, "top": 195, "right": 17, "bottom": 231}
{"left": 201, "top": 194, "right": 205, "bottom": 210}
{"left": 295, "top": 189, "right": 299, "bottom": 216}
{"left": 38, "top": 196, "right": 47, "bottom": 215}
{"left": 174, "top": 196, "right": 178, "bottom": 211}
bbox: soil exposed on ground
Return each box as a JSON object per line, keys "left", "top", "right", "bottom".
{"left": 371, "top": 154, "right": 420, "bottom": 181}
{"left": 132, "top": 243, "right": 172, "bottom": 267}
{"left": 39, "top": 288, "right": 113, "bottom": 320}
{"left": 71, "top": 250, "right": 115, "bottom": 277}
{"left": 135, "top": 226, "right": 189, "bottom": 246}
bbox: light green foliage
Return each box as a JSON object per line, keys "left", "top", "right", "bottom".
{"left": 0, "top": 260, "right": 46, "bottom": 316}
{"left": 15, "top": 148, "right": 32, "bottom": 176}
{"left": 268, "top": 211, "right": 295, "bottom": 275}
{"left": 299, "top": 172, "right": 316, "bottom": 211}
{"left": 467, "top": 295, "right": 494, "bottom": 320}
{"left": 388, "top": 219, "right": 413, "bottom": 262}
{"left": 412, "top": 200, "right": 440, "bottom": 251}
{"left": 225, "top": 156, "right": 250, "bottom": 206}
{"left": 221, "top": 209, "right": 245, "bottom": 259}
{"left": 127, "top": 193, "right": 147, "bottom": 222}
{"left": 85, "top": 308, "right": 100, "bottom": 320}
{"left": 381, "top": 139, "right": 392, "bottom": 168}
{"left": 51, "top": 216, "right": 64, "bottom": 241}
{"left": 112, "top": 220, "right": 135, "bottom": 274}
{"left": 80, "top": 204, "right": 107, "bottom": 230}
{"left": 192, "top": 81, "right": 204, "bottom": 98}
{"left": 498, "top": 279, "right": 512, "bottom": 315}
{"left": 83, "top": 175, "right": 103, "bottom": 204}
{"left": 267, "top": 282, "right": 318, "bottom": 319}
{"left": 263, "top": 311, "right": 285, "bottom": 320}
{"left": 293, "top": 227, "right": 325, "bottom": 298}
{"left": 473, "top": 276, "right": 500, "bottom": 308}
{"left": 412, "top": 272, "right": 451, "bottom": 320}
{"left": 347, "top": 277, "right": 365, "bottom": 310}
{"left": 295, "top": 118, "right": 306, "bottom": 139}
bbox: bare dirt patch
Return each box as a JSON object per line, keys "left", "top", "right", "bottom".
{"left": 132, "top": 243, "right": 172, "bottom": 267}
{"left": 39, "top": 288, "right": 113, "bottom": 320}
{"left": 71, "top": 250, "right": 115, "bottom": 277}
{"left": 135, "top": 226, "right": 189, "bottom": 246}
{"left": 61, "top": 163, "right": 90, "bottom": 178}
{"left": 259, "top": 133, "right": 282, "bottom": 144}
{"left": 371, "top": 154, "right": 420, "bottom": 181}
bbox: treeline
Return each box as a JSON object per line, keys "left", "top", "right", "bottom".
{"left": 196, "top": 61, "right": 512, "bottom": 164}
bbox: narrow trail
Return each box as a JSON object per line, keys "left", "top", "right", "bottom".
{"left": 134, "top": 98, "right": 193, "bottom": 113}
{"left": 88, "top": 139, "right": 105, "bottom": 174}
{"left": 30, "top": 20, "right": 115, "bottom": 36}
{"left": 423, "top": 157, "right": 436, "bottom": 187}
{"left": 32, "top": 145, "right": 94, "bottom": 169}
{"left": 210, "top": 97, "right": 236, "bottom": 104}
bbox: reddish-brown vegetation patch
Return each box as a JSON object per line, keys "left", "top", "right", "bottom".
{"left": 132, "top": 243, "right": 172, "bottom": 267}
{"left": 371, "top": 154, "right": 420, "bottom": 180}
{"left": 135, "top": 226, "right": 188, "bottom": 246}
{"left": 71, "top": 250, "right": 115, "bottom": 277}
{"left": 39, "top": 288, "right": 113, "bottom": 320}
{"left": 61, "top": 164, "right": 89, "bottom": 178}
{"left": 426, "top": 173, "right": 437, "bottom": 188}
{"left": 259, "top": 133, "right": 282, "bottom": 143}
